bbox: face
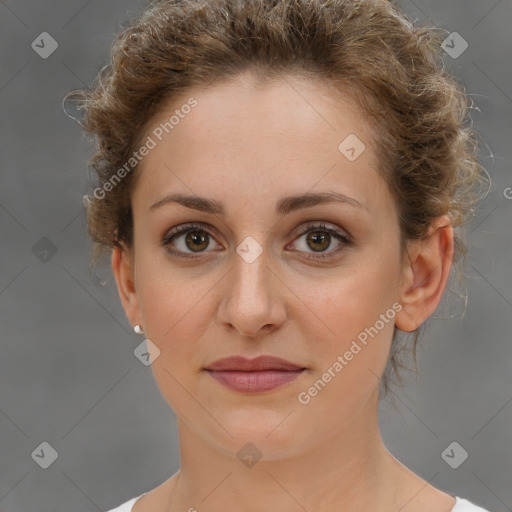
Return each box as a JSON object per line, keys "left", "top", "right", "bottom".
{"left": 116, "top": 73, "right": 408, "bottom": 458}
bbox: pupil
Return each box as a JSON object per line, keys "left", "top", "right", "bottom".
{"left": 308, "top": 231, "right": 330, "bottom": 251}
{"left": 186, "top": 231, "right": 208, "bottom": 252}
{"left": 183, "top": 229, "right": 331, "bottom": 253}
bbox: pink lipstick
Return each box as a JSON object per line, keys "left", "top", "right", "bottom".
{"left": 204, "top": 355, "right": 306, "bottom": 393}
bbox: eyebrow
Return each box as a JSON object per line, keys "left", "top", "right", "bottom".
{"left": 149, "top": 191, "right": 368, "bottom": 216}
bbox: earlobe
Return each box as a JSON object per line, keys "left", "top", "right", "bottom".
{"left": 395, "top": 217, "right": 454, "bottom": 333}
{"left": 111, "top": 243, "right": 141, "bottom": 328}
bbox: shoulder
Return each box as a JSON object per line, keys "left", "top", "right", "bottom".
{"left": 103, "top": 493, "right": 146, "bottom": 512}
{"left": 451, "top": 497, "right": 493, "bottom": 512}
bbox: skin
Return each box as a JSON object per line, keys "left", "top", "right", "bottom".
{"left": 112, "top": 72, "right": 456, "bottom": 512}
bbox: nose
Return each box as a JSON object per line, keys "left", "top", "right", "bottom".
{"left": 217, "top": 245, "right": 287, "bottom": 338}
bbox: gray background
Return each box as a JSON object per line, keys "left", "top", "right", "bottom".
{"left": 0, "top": 1, "right": 510, "bottom": 511}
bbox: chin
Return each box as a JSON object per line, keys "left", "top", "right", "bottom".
{"left": 208, "top": 412, "right": 311, "bottom": 458}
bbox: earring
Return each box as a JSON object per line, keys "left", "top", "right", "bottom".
{"left": 134, "top": 324, "right": 144, "bottom": 334}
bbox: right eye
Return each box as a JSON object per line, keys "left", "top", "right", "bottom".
{"left": 161, "top": 223, "right": 222, "bottom": 258}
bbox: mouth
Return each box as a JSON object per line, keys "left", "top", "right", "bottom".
{"left": 203, "top": 355, "right": 307, "bottom": 393}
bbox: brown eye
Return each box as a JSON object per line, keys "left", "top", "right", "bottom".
{"left": 183, "top": 230, "right": 209, "bottom": 252}
{"left": 305, "top": 230, "right": 331, "bottom": 252}
{"left": 162, "top": 221, "right": 353, "bottom": 261}
{"left": 161, "top": 223, "right": 220, "bottom": 258}
{"left": 290, "top": 221, "right": 353, "bottom": 261}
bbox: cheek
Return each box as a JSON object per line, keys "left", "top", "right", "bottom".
{"left": 292, "top": 274, "right": 397, "bottom": 420}
{"left": 291, "top": 252, "right": 400, "bottom": 375}
{"left": 302, "top": 256, "right": 399, "bottom": 331}
{"left": 135, "top": 257, "right": 215, "bottom": 360}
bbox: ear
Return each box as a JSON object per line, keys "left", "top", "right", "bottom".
{"left": 111, "top": 243, "right": 141, "bottom": 330}
{"left": 395, "top": 216, "right": 454, "bottom": 332}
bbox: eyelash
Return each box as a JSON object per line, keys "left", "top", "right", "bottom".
{"left": 161, "top": 221, "right": 353, "bottom": 261}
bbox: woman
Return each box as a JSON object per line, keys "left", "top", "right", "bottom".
{"left": 68, "top": 0, "right": 491, "bottom": 510}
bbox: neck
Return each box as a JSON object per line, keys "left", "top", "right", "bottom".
{"left": 168, "top": 388, "right": 404, "bottom": 512}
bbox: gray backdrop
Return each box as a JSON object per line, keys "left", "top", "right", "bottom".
{"left": 0, "top": 1, "right": 510, "bottom": 511}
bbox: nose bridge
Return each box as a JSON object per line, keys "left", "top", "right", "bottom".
{"left": 231, "top": 235, "right": 271, "bottom": 304}
{"left": 219, "top": 233, "right": 284, "bottom": 336}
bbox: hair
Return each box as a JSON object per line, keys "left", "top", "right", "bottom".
{"left": 65, "top": 0, "right": 490, "bottom": 401}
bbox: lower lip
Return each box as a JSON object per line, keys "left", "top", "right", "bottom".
{"left": 206, "top": 369, "right": 306, "bottom": 393}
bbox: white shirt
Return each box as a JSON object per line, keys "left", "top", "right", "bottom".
{"left": 104, "top": 492, "right": 493, "bottom": 511}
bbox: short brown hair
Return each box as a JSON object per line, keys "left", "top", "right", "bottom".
{"left": 66, "top": 0, "right": 490, "bottom": 398}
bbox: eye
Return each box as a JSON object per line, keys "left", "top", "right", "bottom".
{"left": 288, "top": 221, "right": 353, "bottom": 260}
{"left": 161, "top": 221, "right": 353, "bottom": 260}
{"left": 161, "top": 223, "right": 220, "bottom": 258}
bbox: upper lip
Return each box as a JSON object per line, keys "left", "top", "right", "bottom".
{"left": 204, "top": 355, "right": 305, "bottom": 372}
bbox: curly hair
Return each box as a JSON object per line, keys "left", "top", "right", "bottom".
{"left": 65, "top": 0, "right": 490, "bottom": 400}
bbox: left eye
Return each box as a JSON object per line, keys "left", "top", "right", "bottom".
{"left": 161, "top": 221, "right": 352, "bottom": 260}
{"left": 288, "top": 221, "right": 352, "bottom": 260}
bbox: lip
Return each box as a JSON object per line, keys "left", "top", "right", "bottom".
{"left": 204, "top": 355, "right": 305, "bottom": 372}
{"left": 203, "top": 355, "right": 307, "bottom": 393}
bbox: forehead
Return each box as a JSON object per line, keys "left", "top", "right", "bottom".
{"left": 144, "top": 73, "right": 376, "bottom": 148}
{"left": 132, "top": 74, "right": 390, "bottom": 218}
